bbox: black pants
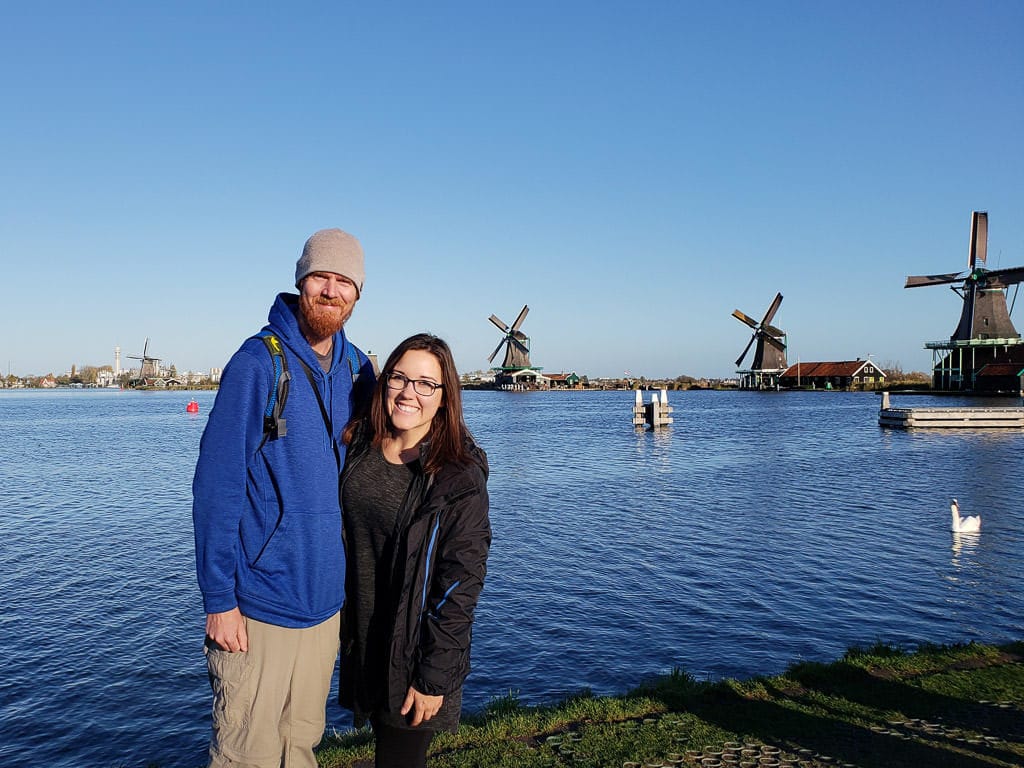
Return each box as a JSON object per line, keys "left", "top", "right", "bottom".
{"left": 372, "top": 721, "right": 434, "bottom": 768}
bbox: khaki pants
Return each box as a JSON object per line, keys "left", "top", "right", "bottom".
{"left": 206, "top": 612, "right": 341, "bottom": 768}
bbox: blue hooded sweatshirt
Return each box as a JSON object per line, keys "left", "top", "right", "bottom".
{"left": 192, "top": 293, "right": 374, "bottom": 628}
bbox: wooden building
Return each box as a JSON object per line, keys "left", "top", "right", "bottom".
{"left": 972, "top": 362, "right": 1024, "bottom": 394}
{"left": 498, "top": 368, "right": 546, "bottom": 390}
{"left": 929, "top": 342, "right": 1024, "bottom": 393}
{"left": 778, "top": 360, "right": 887, "bottom": 390}
{"left": 544, "top": 372, "right": 581, "bottom": 389}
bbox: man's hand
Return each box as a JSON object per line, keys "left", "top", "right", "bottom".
{"left": 400, "top": 686, "right": 444, "bottom": 727}
{"left": 206, "top": 607, "right": 248, "bottom": 652}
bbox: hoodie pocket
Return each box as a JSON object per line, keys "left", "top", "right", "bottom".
{"left": 242, "top": 509, "right": 344, "bottom": 616}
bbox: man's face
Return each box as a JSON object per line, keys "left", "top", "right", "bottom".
{"left": 298, "top": 271, "right": 359, "bottom": 340}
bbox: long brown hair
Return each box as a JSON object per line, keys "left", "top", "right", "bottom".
{"left": 343, "top": 333, "right": 472, "bottom": 473}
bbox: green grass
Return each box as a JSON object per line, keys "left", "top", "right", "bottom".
{"left": 312, "top": 640, "right": 1024, "bottom": 768}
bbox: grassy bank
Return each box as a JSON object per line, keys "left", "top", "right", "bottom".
{"left": 314, "top": 640, "right": 1024, "bottom": 768}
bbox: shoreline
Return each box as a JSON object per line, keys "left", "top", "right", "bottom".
{"left": 308, "top": 639, "right": 1024, "bottom": 768}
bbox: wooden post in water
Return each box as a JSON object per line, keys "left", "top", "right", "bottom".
{"left": 881, "top": 391, "right": 890, "bottom": 410}
{"left": 653, "top": 389, "right": 674, "bottom": 428}
{"left": 632, "top": 389, "right": 645, "bottom": 428}
{"left": 633, "top": 389, "right": 673, "bottom": 429}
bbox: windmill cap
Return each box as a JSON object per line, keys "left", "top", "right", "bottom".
{"left": 295, "top": 228, "right": 365, "bottom": 295}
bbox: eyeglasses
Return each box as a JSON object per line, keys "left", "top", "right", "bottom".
{"left": 385, "top": 372, "right": 443, "bottom": 397}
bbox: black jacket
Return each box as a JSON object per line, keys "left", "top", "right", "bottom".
{"left": 339, "top": 432, "right": 491, "bottom": 732}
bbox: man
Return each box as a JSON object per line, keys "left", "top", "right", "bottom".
{"left": 192, "top": 228, "right": 375, "bottom": 768}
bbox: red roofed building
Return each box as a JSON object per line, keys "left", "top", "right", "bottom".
{"left": 778, "top": 360, "right": 887, "bottom": 390}
{"left": 543, "top": 372, "right": 582, "bottom": 389}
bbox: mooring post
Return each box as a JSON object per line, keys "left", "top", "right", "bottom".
{"left": 658, "top": 389, "right": 673, "bottom": 427}
{"left": 632, "top": 388, "right": 674, "bottom": 429}
{"left": 881, "top": 391, "right": 890, "bottom": 410}
{"left": 632, "top": 389, "right": 645, "bottom": 429}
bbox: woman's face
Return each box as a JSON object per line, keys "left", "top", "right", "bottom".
{"left": 385, "top": 349, "right": 444, "bottom": 443}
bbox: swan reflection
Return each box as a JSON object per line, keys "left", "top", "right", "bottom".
{"left": 951, "top": 531, "right": 981, "bottom": 566}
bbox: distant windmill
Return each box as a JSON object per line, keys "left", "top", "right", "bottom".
{"left": 488, "top": 305, "right": 533, "bottom": 370}
{"left": 733, "top": 292, "right": 788, "bottom": 370}
{"left": 128, "top": 338, "right": 162, "bottom": 380}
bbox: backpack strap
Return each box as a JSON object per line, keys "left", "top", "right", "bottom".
{"left": 346, "top": 340, "right": 363, "bottom": 382}
{"left": 253, "top": 334, "right": 366, "bottom": 449}
{"left": 254, "top": 331, "right": 291, "bottom": 444}
{"left": 345, "top": 340, "right": 375, "bottom": 404}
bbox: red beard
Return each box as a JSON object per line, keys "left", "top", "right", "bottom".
{"left": 299, "top": 295, "right": 353, "bottom": 341}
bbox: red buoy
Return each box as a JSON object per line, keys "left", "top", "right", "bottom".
{"left": 186, "top": 399, "right": 199, "bottom": 413}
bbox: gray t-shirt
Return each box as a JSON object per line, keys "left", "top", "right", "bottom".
{"left": 314, "top": 342, "right": 332, "bottom": 372}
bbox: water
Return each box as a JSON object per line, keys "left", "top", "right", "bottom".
{"left": 1, "top": 388, "right": 1021, "bottom": 768}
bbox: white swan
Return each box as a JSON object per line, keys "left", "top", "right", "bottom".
{"left": 951, "top": 498, "right": 981, "bottom": 533}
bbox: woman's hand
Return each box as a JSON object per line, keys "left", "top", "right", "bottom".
{"left": 400, "top": 686, "right": 444, "bottom": 726}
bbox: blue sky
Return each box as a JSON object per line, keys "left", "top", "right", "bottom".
{"left": 3, "top": 1, "right": 1022, "bottom": 379}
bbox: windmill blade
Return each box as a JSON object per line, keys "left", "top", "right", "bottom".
{"left": 732, "top": 309, "right": 758, "bottom": 329}
{"left": 487, "top": 338, "right": 506, "bottom": 363}
{"left": 735, "top": 333, "right": 756, "bottom": 367}
{"left": 904, "top": 272, "right": 964, "bottom": 288}
{"left": 760, "top": 293, "right": 783, "bottom": 327}
{"left": 764, "top": 334, "right": 786, "bottom": 352}
{"left": 510, "top": 337, "right": 530, "bottom": 356}
{"left": 488, "top": 314, "right": 509, "bottom": 332}
{"left": 969, "top": 211, "right": 988, "bottom": 269}
{"left": 981, "top": 266, "right": 1024, "bottom": 288}
{"left": 764, "top": 324, "right": 786, "bottom": 338}
{"left": 510, "top": 305, "right": 529, "bottom": 332}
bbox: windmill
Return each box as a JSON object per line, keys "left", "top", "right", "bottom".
{"left": 128, "top": 338, "right": 162, "bottom": 381}
{"left": 905, "top": 211, "right": 1024, "bottom": 342}
{"left": 733, "top": 292, "right": 788, "bottom": 371}
{"left": 488, "top": 305, "right": 533, "bottom": 370}
{"left": 487, "top": 305, "right": 542, "bottom": 389}
{"left": 904, "top": 211, "right": 1024, "bottom": 392}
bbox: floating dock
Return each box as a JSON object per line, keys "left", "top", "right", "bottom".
{"left": 878, "top": 391, "right": 1024, "bottom": 428}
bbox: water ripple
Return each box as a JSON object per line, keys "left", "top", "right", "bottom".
{"left": 1, "top": 389, "right": 1022, "bottom": 767}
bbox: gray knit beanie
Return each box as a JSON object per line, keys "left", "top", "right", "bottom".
{"left": 295, "top": 228, "right": 365, "bottom": 295}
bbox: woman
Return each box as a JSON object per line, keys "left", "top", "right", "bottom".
{"left": 339, "top": 333, "right": 491, "bottom": 768}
